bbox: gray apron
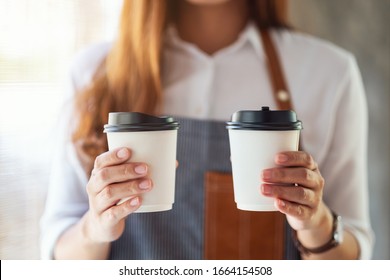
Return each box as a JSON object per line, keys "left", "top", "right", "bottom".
{"left": 108, "top": 117, "right": 300, "bottom": 259}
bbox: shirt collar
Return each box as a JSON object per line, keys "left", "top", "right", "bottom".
{"left": 164, "top": 21, "right": 265, "bottom": 60}
{"left": 244, "top": 21, "right": 266, "bottom": 60}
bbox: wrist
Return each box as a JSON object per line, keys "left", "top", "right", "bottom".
{"left": 293, "top": 209, "right": 343, "bottom": 255}
{"left": 81, "top": 211, "right": 106, "bottom": 245}
{"left": 298, "top": 205, "right": 333, "bottom": 245}
{"left": 81, "top": 212, "right": 111, "bottom": 259}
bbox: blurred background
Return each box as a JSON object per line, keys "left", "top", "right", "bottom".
{"left": 0, "top": 0, "right": 388, "bottom": 259}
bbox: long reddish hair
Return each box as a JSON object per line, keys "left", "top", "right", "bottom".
{"left": 72, "top": 0, "right": 289, "bottom": 174}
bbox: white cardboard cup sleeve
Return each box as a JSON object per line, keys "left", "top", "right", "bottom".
{"left": 226, "top": 107, "right": 303, "bottom": 211}
{"left": 104, "top": 112, "right": 179, "bottom": 213}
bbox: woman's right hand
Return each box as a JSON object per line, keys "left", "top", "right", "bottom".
{"left": 83, "top": 147, "right": 152, "bottom": 243}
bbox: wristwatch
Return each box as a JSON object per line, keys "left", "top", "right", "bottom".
{"left": 292, "top": 211, "right": 343, "bottom": 255}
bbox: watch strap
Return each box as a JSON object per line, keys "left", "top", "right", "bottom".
{"left": 292, "top": 211, "right": 342, "bottom": 255}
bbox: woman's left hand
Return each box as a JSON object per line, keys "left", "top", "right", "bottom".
{"left": 261, "top": 151, "right": 328, "bottom": 231}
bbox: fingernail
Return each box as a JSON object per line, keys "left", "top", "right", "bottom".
{"left": 278, "top": 199, "right": 286, "bottom": 207}
{"left": 261, "top": 184, "right": 272, "bottom": 195}
{"left": 117, "top": 148, "right": 128, "bottom": 159}
{"left": 262, "top": 170, "right": 272, "bottom": 180}
{"left": 129, "top": 197, "right": 139, "bottom": 206}
{"left": 139, "top": 179, "right": 151, "bottom": 190}
{"left": 134, "top": 164, "right": 147, "bottom": 175}
{"left": 276, "top": 154, "right": 288, "bottom": 163}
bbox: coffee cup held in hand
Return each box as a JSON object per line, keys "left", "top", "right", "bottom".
{"left": 104, "top": 112, "right": 179, "bottom": 213}
{"left": 226, "top": 106, "right": 303, "bottom": 211}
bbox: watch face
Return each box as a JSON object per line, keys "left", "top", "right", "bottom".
{"left": 334, "top": 215, "right": 343, "bottom": 243}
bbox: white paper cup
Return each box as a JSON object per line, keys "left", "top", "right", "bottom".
{"left": 104, "top": 112, "right": 179, "bottom": 213}
{"left": 226, "top": 107, "right": 302, "bottom": 211}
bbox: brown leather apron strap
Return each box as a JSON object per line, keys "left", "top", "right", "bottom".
{"left": 261, "top": 29, "right": 303, "bottom": 151}
{"left": 260, "top": 29, "right": 293, "bottom": 110}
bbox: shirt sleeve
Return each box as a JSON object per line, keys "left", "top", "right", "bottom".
{"left": 39, "top": 64, "right": 89, "bottom": 260}
{"left": 320, "top": 55, "right": 375, "bottom": 259}
{"left": 39, "top": 42, "right": 111, "bottom": 259}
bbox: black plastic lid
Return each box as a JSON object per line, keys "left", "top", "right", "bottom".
{"left": 226, "top": 106, "right": 302, "bottom": 131}
{"left": 103, "top": 112, "right": 179, "bottom": 132}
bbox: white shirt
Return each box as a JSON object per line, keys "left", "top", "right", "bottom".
{"left": 40, "top": 22, "right": 374, "bottom": 259}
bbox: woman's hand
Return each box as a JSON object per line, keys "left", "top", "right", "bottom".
{"left": 84, "top": 147, "right": 153, "bottom": 243}
{"left": 260, "top": 151, "right": 361, "bottom": 259}
{"left": 260, "top": 151, "right": 330, "bottom": 232}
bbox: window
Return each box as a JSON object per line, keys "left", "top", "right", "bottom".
{"left": 0, "top": 0, "right": 121, "bottom": 259}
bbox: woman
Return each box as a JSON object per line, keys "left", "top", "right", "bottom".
{"left": 40, "top": 0, "right": 374, "bottom": 259}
